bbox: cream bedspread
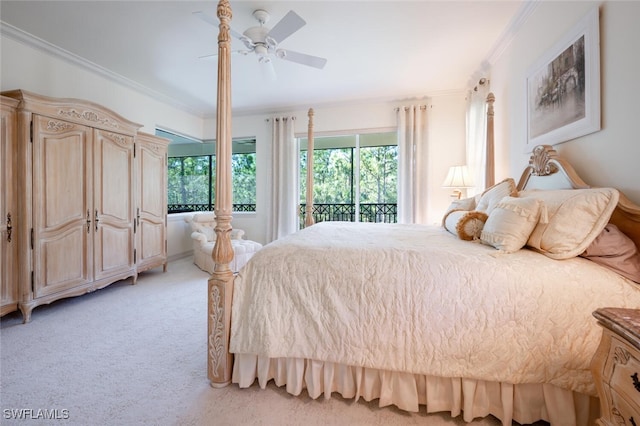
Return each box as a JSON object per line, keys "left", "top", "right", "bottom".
{"left": 229, "top": 221, "right": 640, "bottom": 396}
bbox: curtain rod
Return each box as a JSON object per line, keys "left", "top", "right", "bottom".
{"left": 394, "top": 105, "right": 428, "bottom": 112}
{"left": 265, "top": 116, "right": 297, "bottom": 122}
{"left": 473, "top": 78, "right": 489, "bottom": 92}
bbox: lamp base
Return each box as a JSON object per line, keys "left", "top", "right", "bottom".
{"left": 450, "top": 190, "right": 462, "bottom": 200}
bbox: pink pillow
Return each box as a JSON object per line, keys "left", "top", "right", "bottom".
{"left": 580, "top": 224, "right": 640, "bottom": 283}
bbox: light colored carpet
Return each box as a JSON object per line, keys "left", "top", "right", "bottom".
{"left": 1, "top": 257, "right": 512, "bottom": 426}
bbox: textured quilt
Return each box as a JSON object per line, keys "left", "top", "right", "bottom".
{"left": 229, "top": 221, "right": 640, "bottom": 395}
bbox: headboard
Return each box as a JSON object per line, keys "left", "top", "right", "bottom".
{"left": 517, "top": 145, "right": 640, "bottom": 251}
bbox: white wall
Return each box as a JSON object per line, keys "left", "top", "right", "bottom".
{"left": 490, "top": 1, "right": 640, "bottom": 204}
{"left": 204, "top": 94, "right": 468, "bottom": 244}
{"left": 167, "top": 213, "right": 194, "bottom": 261}
{"left": 0, "top": 37, "right": 203, "bottom": 137}
{"left": 2, "top": 25, "right": 468, "bottom": 254}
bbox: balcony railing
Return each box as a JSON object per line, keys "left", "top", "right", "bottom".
{"left": 168, "top": 203, "right": 256, "bottom": 214}
{"left": 299, "top": 203, "right": 397, "bottom": 228}
{"left": 168, "top": 202, "right": 397, "bottom": 226}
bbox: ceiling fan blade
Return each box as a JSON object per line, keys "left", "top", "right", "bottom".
{"left": 198, "top": 49, "right": 253, "bottom": 60}
{"left": 266, "top": 10, "right": 306, "bottom": 44}
{"left": 278, "top": 49, "right": 327, "bottom": 70}
{"left": 192, "top": 11, "right": 245, "bottom": 41}
{"left": 198, "top": 53, "right": 218, "bottom": 60}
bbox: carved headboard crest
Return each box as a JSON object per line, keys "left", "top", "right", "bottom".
{"left": 529, "top": 145, "right": 559, "bottom": 177}
{"left": 517, "top": 145, "right": 589, "bottom": 191}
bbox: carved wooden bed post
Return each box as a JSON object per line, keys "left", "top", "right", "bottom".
{"left": 485, "top": 92, "right": 495, "bottom": 188}
{"left": 209, "top": 0, "right": 234, "bottom": 388}
{"left": 305, "top": 108, "right": 315, "bottom": 227}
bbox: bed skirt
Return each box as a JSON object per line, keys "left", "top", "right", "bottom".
{"left": 232, "top": 354, "right": 599, "bottom": 425}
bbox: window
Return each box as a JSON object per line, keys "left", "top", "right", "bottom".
{"left": 299, "top": 131, "right": 397, "bottom": 226}
{"left": 231, "top": 145, "right": 257, "bottom": 212}
{"left": 167, "top": 155, "right": 213, "bottom": 213}
{"left": 159, "top": 129, "right": 256, "bottom": 213}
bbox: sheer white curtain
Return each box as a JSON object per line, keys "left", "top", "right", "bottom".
{"left": 267, "top": 116, "right": 299, "bottom": 243}
{"left": 465, "top": 80, "right": 490, "bottom": 195}
{"left": 396, "top": 105, "right": 428, "bottom": 224}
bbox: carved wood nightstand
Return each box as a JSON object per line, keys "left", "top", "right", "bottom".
{"left": 591, "top": 308, "right": 640, "bottom": 426}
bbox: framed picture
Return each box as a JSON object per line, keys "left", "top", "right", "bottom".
{"left": 525, "top": 7, "right": 600, "bottom": 150}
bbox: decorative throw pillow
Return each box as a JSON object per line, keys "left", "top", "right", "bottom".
{"left": 475, "top": 178, "right": 518, "bottom": 214}
{"left": 448, "top": 196, "right": 477, "bottom": 212}
{"left": 444, "top": 210, "right": 488, "bottom": 241}
{"left": 480, "top": 196, "right": 542, "bottom": 253}
{"left": 581, "top": 224, "right": 640, "bottom": 283}
{"left": 520, "top": 188, "right": 620, "bottom": 260}
{"left": 441, "top": 196, "right": 477, "bottom": 226}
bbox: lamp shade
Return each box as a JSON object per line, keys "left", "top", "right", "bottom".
{"left": 442, "top": 165, "right": 473, "bottom": 188}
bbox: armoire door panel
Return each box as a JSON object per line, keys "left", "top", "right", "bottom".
{"left": 96, "top": 132, "right": 133, "bottom": 221}
{"left": 1, "top": 97, "right": 18, "bottom": 315}
{"left": 97, "top": 227, "right": 133, "bottom": 273}
{"left": 135, "top": 133, "right": 169, "bottom": 272}
{"left": 140, "top": 222, "right": 164, "bottom": 258}
{"left": 32, "top": 116, "right": 92, "bottom": 296}
{"left": 140, "top": 149, "right": 164, "bottom": 217}
{"left": 1, "top": 110, "right": 9, "bottom": 303}
{"left": 93, "top": 130, "right": 134, "bottom": 281}
{"left": 37, "top": 136, "right": 89, "bottom": 229}
{"left": 35, "top": 227, "right": 90, "bottom": 298}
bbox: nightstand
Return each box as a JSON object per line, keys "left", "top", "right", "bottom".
{"left": 591, "top": 308, "right": 640, "bottom": 426}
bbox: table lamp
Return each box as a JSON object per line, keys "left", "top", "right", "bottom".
{"left": 442, "top": 165, "right": 473, "bottom": 199}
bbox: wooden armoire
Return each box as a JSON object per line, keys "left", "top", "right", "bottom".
{"left": 0, "top": 90, "right": 169, "bottom": 322}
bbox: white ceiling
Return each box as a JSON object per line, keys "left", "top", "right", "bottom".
{"left": 0, "top": 1, "right": 527, "bottom": 117}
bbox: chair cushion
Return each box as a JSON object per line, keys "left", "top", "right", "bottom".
{"left": 194, "top": 239, "right": 263, "bottom": 273}
{"left": 195, "top": 224, "right": 215, "bottom": 242}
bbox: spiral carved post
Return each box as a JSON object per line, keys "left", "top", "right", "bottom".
{"left": 209, "top": 0, "right": 234, "bottom": 388}
{"left": 305, "top": 108, "right": 315, "bottom": 227}
{"left": 484, "top": 92, "right": 495, "bottom": 189}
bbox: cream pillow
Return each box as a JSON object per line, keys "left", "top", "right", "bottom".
{"left": 480, "top": 196, "right": 542, "bottom": 253}
{"left": 520, "top": 188, "right": 620, "bottom": 260}
{"left": 444, "top": 210, "right": 488, "bottom": 240}
{"left": 196, "top": 224, "right": 216, "bottom": 242}
{"left": 441, "top": 196, "right": 477, "bottom": 226}
{"left": 448, "top": 196, "right": 476, "bottom": 212}
{"left": 475, "top": 178, "right": 517, "bottom": 214}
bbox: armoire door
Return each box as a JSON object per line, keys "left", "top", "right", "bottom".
{"left": 136, "top": 134, "right": 168, "bottom": 272}
{"left": 32, "top": 115, "right": 93, "bottom": 298}
{"left": 93, "top": 129, "right": 135, "bottom": 281}
{"left": 1, "top": 98, "right": 18, "bottom": 315}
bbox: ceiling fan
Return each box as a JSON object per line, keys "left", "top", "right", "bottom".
{"left": 194, "top": 9, "right": 328, "bottom": 80}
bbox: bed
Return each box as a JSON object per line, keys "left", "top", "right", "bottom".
{"left": 206, "top": 2, "right": 640, "bottom": 424}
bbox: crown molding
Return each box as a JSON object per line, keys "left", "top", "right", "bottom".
{"left": 229, "top": 88, "right": 468, "bottom": 119}
{"left": 467, "top": 0, "right": 539, "bottom": 88}
{"left": 0, "top": 21, "right": 205, "bottom": 117}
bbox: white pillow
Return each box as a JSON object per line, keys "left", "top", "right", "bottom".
{"left": 444, "top": 210, "right": 488, "bottom": 240}
{"left": 520, "top": 188, "right": 620, "bottom": 260}
{"left": 480, "top": 196, "right": 542, "bottom": 253}
{"left": 441, "top": 196, "right": 477, "bottom": 227}
{"left": 475, "top": 178, "right": 517, "bottom": 214}
{"left": 448, "top": 196, "right": 476, "bottom": 212}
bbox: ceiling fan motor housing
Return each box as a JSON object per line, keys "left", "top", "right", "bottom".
{"left": 252, "top": 9, "right": 270, "bottom": 24}
{"left": 243, "top": 26, "right": 269, "bottom": 44}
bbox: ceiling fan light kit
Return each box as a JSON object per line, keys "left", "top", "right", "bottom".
{"left": 195, "top": 8, "right": 327, "bottom": 77}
